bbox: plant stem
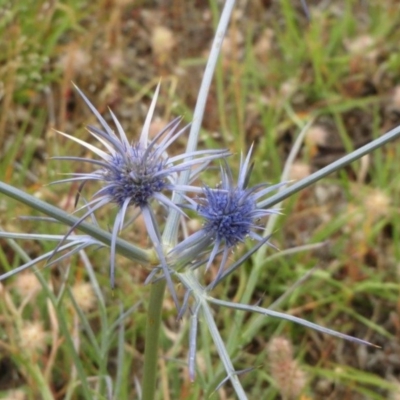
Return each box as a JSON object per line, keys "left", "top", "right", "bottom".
{"left": 141, "top": 280, "right": 166, "bottom": 400}
{"left": 179, "top": 271, "right": 248, "bottom": 399}
{"left": 25, "top": 362, "right": 55, "bottom": 400}
{"left": 0, "top": 181, "right": 149, "bottom": 264}
{"left": 163, "top": 0, "right": 237, "bottom": 241}
{"left": 141, "top": 2, "right": 236, "bottom": 398}
{"left": 258, "top": 123, "right": 400, "bottom": 209}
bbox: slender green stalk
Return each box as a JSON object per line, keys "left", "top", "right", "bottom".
{"left": 22, "top": 360, "right": 54, "bottom": 400}
{"left": 141, "top": 280, "right": 166, "bottom": 400}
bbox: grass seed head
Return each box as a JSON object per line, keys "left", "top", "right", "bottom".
{"left": 268, "top": 337, "right": 307, "bottom": 400}
{"left": 14, "top": 272, "right": 41, "bottom": 298}
{"left": 19, "top": 321, "right": 48, "bottom": 354}
{"left": 71, "top": 282, "right": 96, "bottom": 312}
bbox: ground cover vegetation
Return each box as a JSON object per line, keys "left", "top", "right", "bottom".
{"left": 1, "top": 1, "right": 400, "bottom": 399}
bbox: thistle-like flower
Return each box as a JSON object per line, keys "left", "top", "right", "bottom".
{"left": 52, "top": 83, "right": 228, "bottom": 307}
{"left": 171, "top": 145, "right": 285, "bottom": 286}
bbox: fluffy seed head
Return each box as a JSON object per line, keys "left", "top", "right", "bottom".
{"left": 268, "top": 337, "right": 307, "bottom": 399}
{"left": 71, "top": 282, "right": 96, "bottom": 312}
{"left": 14, "top": 272, "right": 41, "bottom": 298}
{"left": 19, "top": 321, "right": 48, "bottom": 354}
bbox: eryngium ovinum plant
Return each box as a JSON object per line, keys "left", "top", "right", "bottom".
{"left": 1, "top": 1, "right": 400, "bottom": 399}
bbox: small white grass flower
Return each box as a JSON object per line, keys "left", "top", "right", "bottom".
{"left": 171, "top": 144, "right": 285, "bottom": 285}
{"left": 19, "top": 321, "right": 48, "bottom": 355}
{"left": 70, "top": 282, "right": 96, "bottom": 312}
{"left": 14, "top": 272, "right": 41, "bottom": 298}
{"left": 52, "top": 83, "right": 228, "bottom": 308}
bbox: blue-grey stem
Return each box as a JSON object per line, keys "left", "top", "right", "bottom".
{"left": 0, "top": 181, "right": 149, "bottom": 263}
{"left": 208, "top": 297, "right": 377, "bottom": 347}
{"left": 141, "top": 2, "right": 237, "bottom": 400}
{"left": 162, "top": 0, "right": 237, "bottom": 244}
{"left": 179, "top": 270, "right": 248, "bottom": 398}
{"left": 258, "top": 123, "right": 400, "bottom": 209}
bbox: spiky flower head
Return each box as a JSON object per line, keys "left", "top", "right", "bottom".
{"left": 52, "top": 83, "right": 228, "bottom": 308}
{"left": 171, "top": 144, "right": 285, "bottom": 285}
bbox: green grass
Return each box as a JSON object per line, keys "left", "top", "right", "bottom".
{"left": 1, "top": 0, "right": 400, "bottom": 399}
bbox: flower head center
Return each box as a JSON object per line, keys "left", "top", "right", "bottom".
{"left": 198, "top": 188, "right": 255, "bottom": 247}
{"left": 104, "top": 144, "right": 168, "bottom": 207}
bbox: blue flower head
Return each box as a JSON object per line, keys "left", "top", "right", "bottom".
{"left": 52, "top": 83, "right": 228, "bottom": 307}
{"left": 198, "top": 185, "right": 256, "bottom": 248}
{"left": 171, "top": 144, "right": 285, "bottom": 285}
